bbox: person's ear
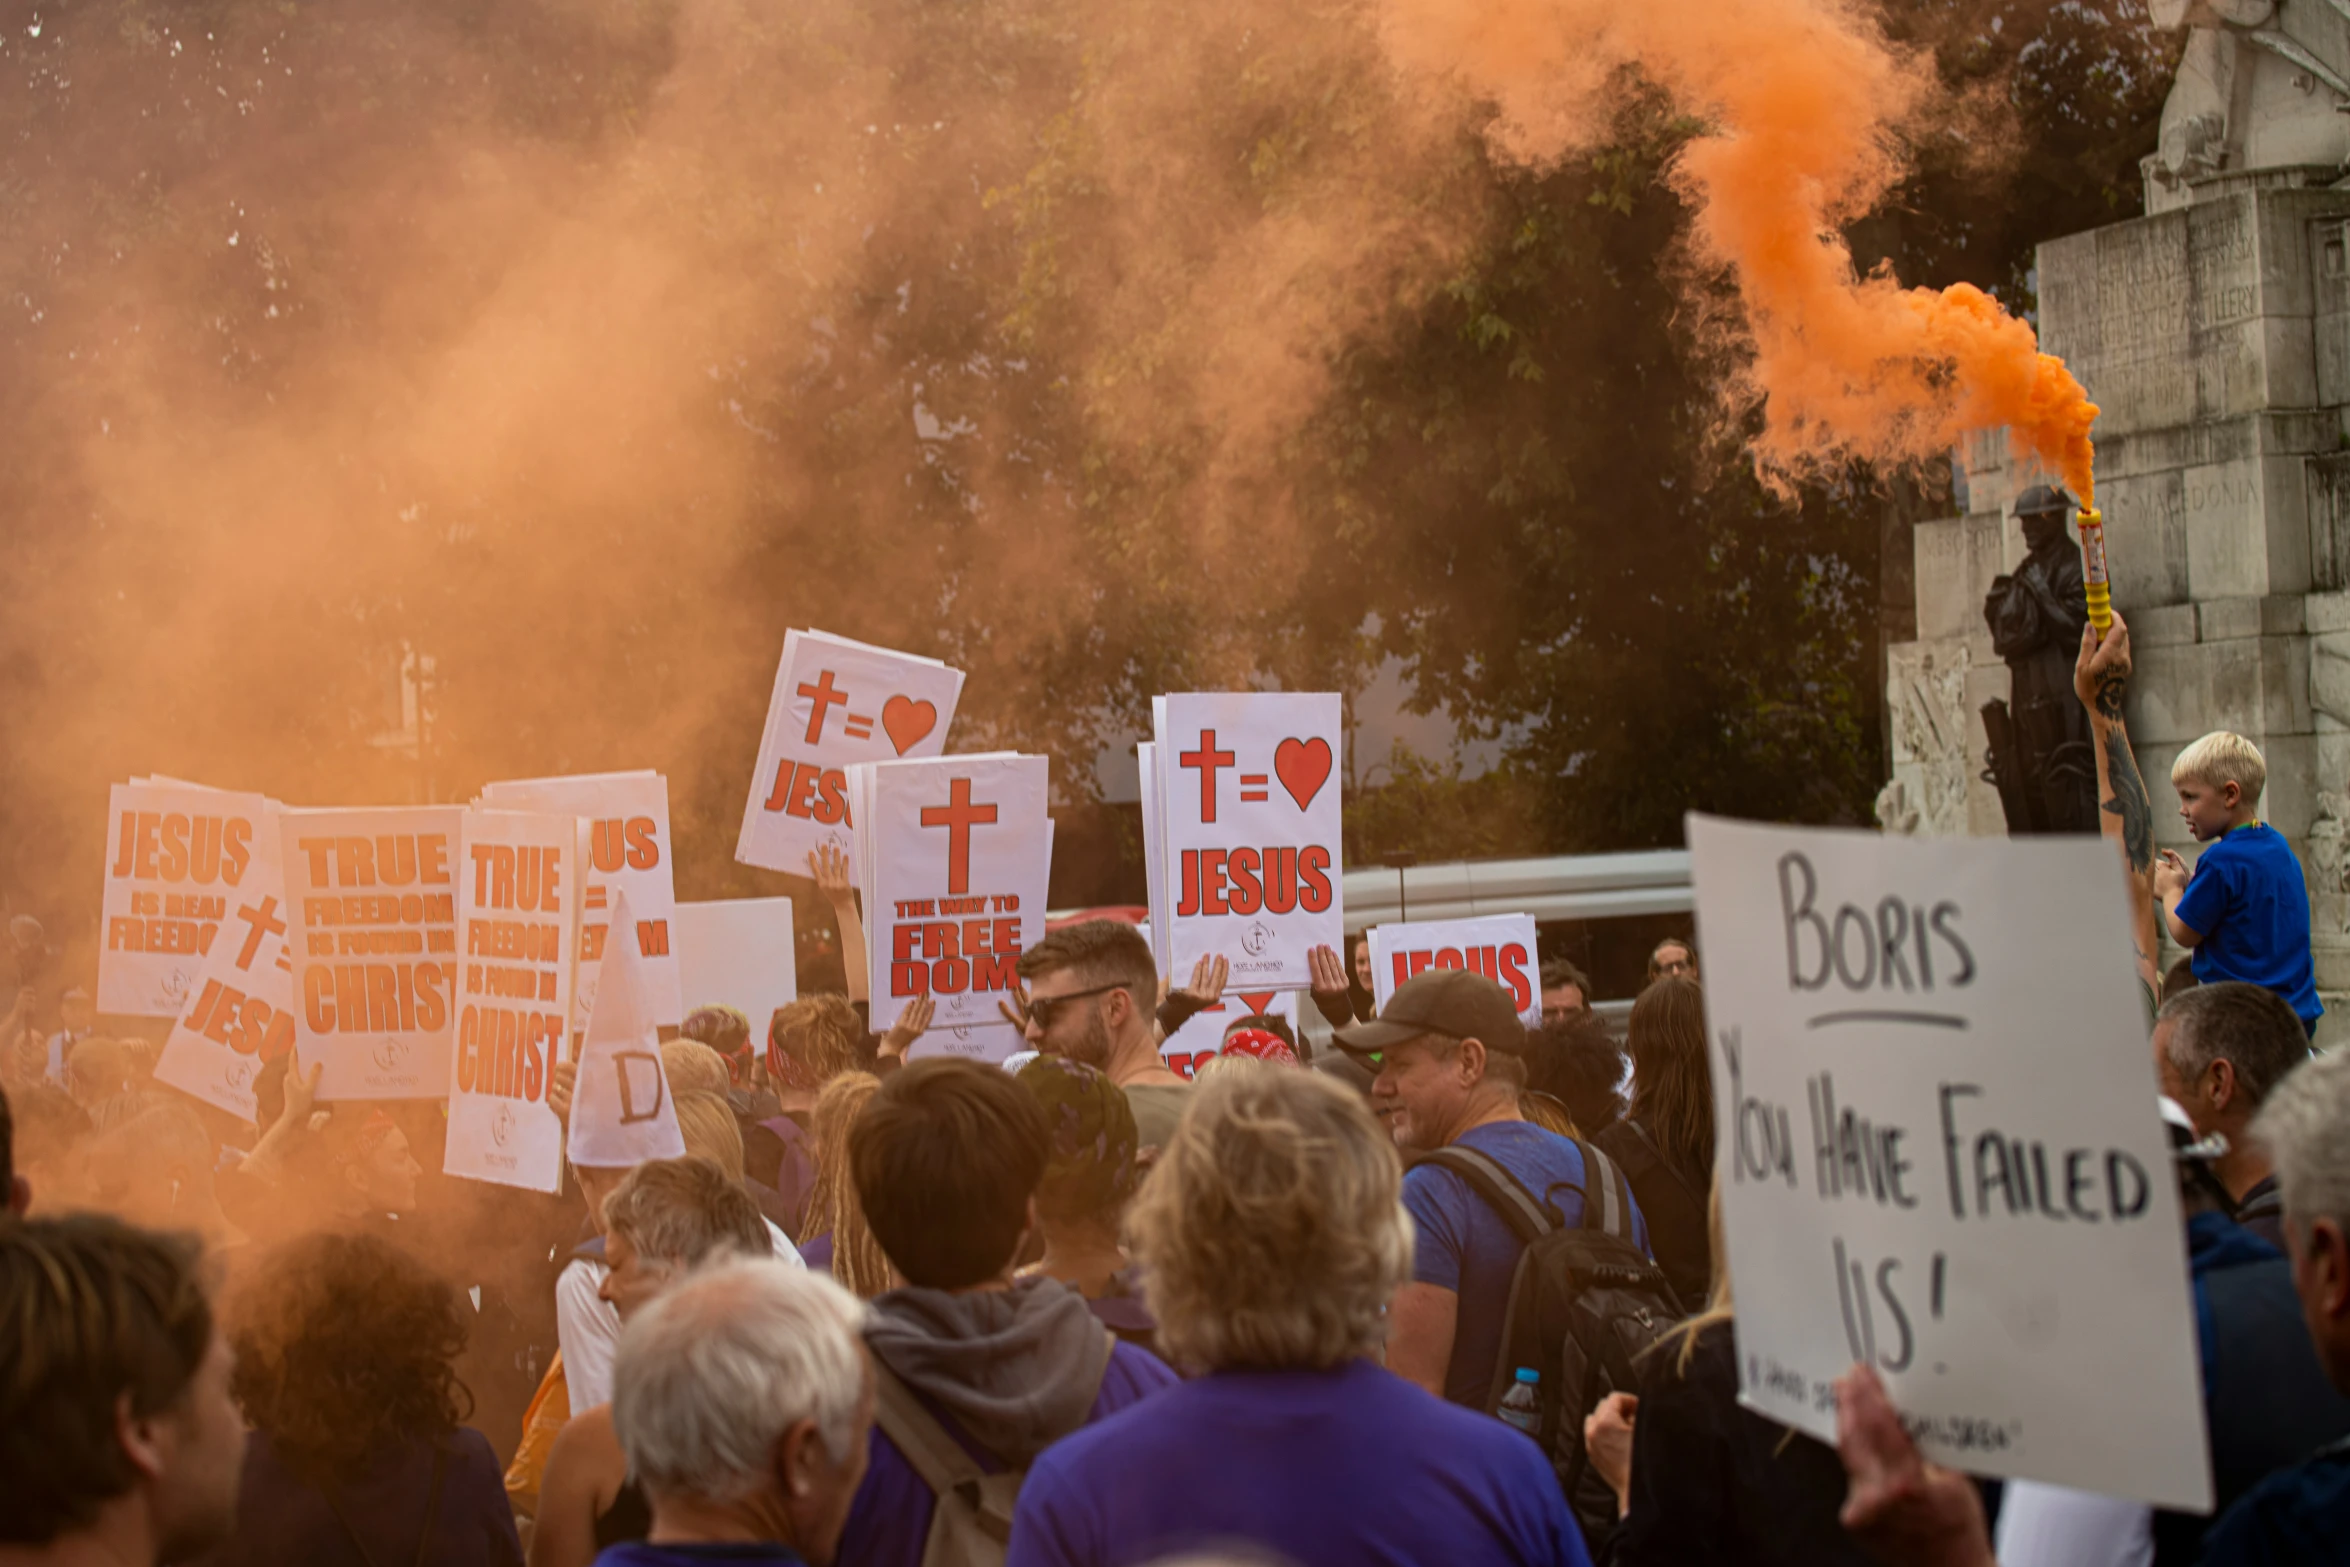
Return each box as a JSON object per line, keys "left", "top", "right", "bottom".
{"left": 1457, "top": 1036, "right": 1488, "bottom": 1085}
{"left": 2206, "top": 1057, "right": 2238, "bottom": 1114}
{"left": 775, "top": 1416, "right": 823, "bottom": 1500}
{"left": 115, "top": 1389, "right": 173, "bottom": 1486}
{"left": 7, "top": 1173, "right": 28, "bottom": 1215}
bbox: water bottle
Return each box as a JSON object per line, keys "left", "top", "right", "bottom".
{"left": 1498, "top": 1367, "right": 1542, "bottom": 1437}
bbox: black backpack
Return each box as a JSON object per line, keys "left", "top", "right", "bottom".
{"left": 1413, "top": 1139, "right": 1684, "bottom": 1551}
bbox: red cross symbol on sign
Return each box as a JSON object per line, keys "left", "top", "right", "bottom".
{"left": 798, "top": 669, "right": 850, "bottom": 744}
{"left": 919, "top": 777, "right": 999, "bottom": 896}
{"left": 234, "top": 896, "right": 287, "bottom": 972}
{"left": 1179, "top": 729, "right": 1236, "bottom": 825}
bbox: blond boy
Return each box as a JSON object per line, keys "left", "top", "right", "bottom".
{"left": 2153, "top": 731, "right": 2321, "bottom": 1036}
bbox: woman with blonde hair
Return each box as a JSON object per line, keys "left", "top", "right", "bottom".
{"left": 1006, "top": 1062, "right": 1581, "bottom": 1566}
{"left": 795, "top": 1071, "right": 894, "bottom": 1296}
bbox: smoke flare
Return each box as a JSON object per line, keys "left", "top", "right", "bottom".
{"left": 1380, "top": 0, "right": 2100, "bottom": 500}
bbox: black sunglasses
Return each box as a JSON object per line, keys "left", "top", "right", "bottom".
{"left": 1025, "top": 983, "right": 1132, "bottom": 1028}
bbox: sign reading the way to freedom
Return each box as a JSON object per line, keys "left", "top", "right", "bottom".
{"left": 1686, "top": 815, "right": 2210, "bottom": 1510}
{"left": 1150, "top": 693, "right": 1343, "bottom": 991}
{"left": 281, "top": 806, "right": 465, "bottom": 1100}
{"left": 851, "top": 753, "right": 1050, "bottom": 1042}
{"left": 443, "top": 808, "right": 582, "bottom": 1193}
{"left": 1371, "top": 915, "right": 1541, "bottom": 1027}
{"left": 737, "top": 629, "right": 966, "bottom": 876}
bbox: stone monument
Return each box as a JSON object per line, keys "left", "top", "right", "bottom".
{"left": 1879, "top": 0, "right": 2350, "bottom": 1041}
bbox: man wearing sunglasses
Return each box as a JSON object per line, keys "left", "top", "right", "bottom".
{"left": 1014, "top": 921, "right": 1194, "bottom": 1155}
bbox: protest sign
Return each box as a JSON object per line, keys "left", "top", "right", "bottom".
{"left": 569, "top": 891, "right": 687, "bottom": 1169}
{"left": 736, "top": 629, "right": 966, "bottom": 875}
{"left": 1137, "top": 741, "right": 1170, "bottom": 975}
{"left": 99, "top": 780, "right": 275, "bottom": 1016}
{"left": 152, "top": 803, "right": 296, "bottom": 1121}
{"left": 280, "top": 806, "right": 463, "bottom": 1100}
{"left": 907, "top": 1018, "right": 1028, "bottom": 1065}
{"left": 478, "top": 771, "right": 680, "bottom": 1030}
{"left": 1151, "top": 693, "right": 1343, "bottom": 990}
{"left": 673, "top": 898, "right": 798, "bottom": 1038}
{"left": 1686, "top": 814, "right": 2209, "bottom": 1509}
{"left": 1369, "top": 915, "right": 1541, "bottom": 1027}
{"left": 443, "top": 809, "right": 581, "bottom": 1193}
{"left": 853, "top": 753, "right": 1050, "bottom": 1034}
{"left": 1159, "top": 987, "right": 1300, "bottom": 1079}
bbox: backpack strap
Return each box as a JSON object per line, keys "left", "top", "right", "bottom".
{"left": 1410, "top": 1145, "right": 1557, "bottom": 1245}
{"left": 869, "top": 1328, "right": 1118, "bottom": 1543}
{"left": 1569, "top": 1137, "right": 1640, "bottom": 1244}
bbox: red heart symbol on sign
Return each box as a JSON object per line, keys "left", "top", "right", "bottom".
{"left": 1239, "top": 991, "right": 1277, "bottom": 1015}
{"left": 1274, "top": 736, "right": 1331, "bottom": 811}
{"left": 882, "top": 696, "right": 938, "bottom": 755}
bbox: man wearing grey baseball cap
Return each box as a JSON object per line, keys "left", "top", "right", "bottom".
{"left": 1336, "top": 969, "right": 1650, "bottom": 1409}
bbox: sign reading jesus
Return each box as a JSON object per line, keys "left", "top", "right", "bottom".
{"left": 1150, "top": 693, "right": 1344, "bottom": 990}
{"left": 851, "top": 753, "right": 1051, "bottom": 1034}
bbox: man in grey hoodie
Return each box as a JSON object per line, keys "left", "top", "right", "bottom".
{"left": 833, "top": 1058, "right": 1178, "bottom": 1567}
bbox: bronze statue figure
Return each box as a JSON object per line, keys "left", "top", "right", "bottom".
{"left": 1982, "top": 484, "right": 2098, "bottom": 835}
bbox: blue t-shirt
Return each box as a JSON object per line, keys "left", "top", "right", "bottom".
{"left": 2177, "top": 824, "right": 2322, "bottom": 1024}
{"left": 595, "top": 1548, "right": 807, "bottom": 1567}
{"left": 1006, "top": 1358, "right": 1588, "bottom": 1567}
{"left": 835, "top": 1340, "right": 1177, "bottom": 1567}
{"left": 1404, "top": 1119, "right": 1650, "bottom": 1406}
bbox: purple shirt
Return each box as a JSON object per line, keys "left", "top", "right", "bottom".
{"left": 1007, "top": 1358, "right": 1587, "bottom": 1567}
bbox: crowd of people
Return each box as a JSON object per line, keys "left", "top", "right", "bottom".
{"left": 5, "top": 608, "right": 2350, "bottom": 1567}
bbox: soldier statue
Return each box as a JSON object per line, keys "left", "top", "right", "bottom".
{"left": 1981, "top": 484, "right": 2099, "bottom": 835}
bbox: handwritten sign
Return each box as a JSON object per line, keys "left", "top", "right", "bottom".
{"left": 99, "top": 781, "right": 275, "bottom": 1016}
{"left": 1151, "top": 694, "right": 1344, "bottom": 990}
{"left": 280, "top": 806, "right": 463, "bottom": 1100}
{"left": 444, "top": 808, "right": 581, "bottom": 1192}
{"left": 673, "top": 898, "right": 798, "bottom": 1039}
{"left": 1370, "top": 915, "right": 1541, "bottom": 1027}
{"left": 1159, "top": 987, "right": 1300, "bottom": 1079}
{"left": 568, "top": 890, "right": 686, "bottom": 1170}
{"left": 1687, "top": 814, "right": 2209, "bottom": 1510}
{"left": 736, "top": 629, "right": 966, "bottom": 875}
{"left": 851, "top": 753, "right": 1050, "bottom": 1034}
{"left": 479, "top": 771, "right": 680, "bottom": 1029}
{"left": 152, "top": 801, "right": 296, "bottom": 1121}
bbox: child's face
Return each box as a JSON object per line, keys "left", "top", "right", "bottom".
{"left": 2174, "top": 777, "right": 2241, "bottom": 841}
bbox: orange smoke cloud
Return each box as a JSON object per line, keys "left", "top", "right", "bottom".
{"left": 1379, "top": 0, "right": 2100, "bottom": 500}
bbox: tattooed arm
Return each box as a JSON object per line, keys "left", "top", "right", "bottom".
{"left": 2074, "top": 611, "right": 2160, "bottom": 989}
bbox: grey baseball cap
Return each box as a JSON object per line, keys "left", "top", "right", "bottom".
{"left": 1333, "top": 968, "right": 1527, "bottom": 1059}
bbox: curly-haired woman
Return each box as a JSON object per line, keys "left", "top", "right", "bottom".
{"left": 208, "top": 1229, "right": 521, "bottom": 1567}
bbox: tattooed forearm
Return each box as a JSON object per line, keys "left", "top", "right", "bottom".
{"left": 2094, "top": 671, "right": 2126, "bottom": 721}
{"left": 2101, "top": 720, "right": 2155, "bottom": 873}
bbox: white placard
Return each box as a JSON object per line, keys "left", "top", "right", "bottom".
{"left": 444, "top": 809, "right": 581, "bottom": 1192}
{"left": 280, "top": 806, "right": 464, "bottom": 1100}
{"left": 478, "top": 772, "right": 680, "bottom": 1030}
{"left": 1137, "top": 741, "right": 1171, "bottom": 975}
{"left": 736, "top": 629, "right": 966, "bottom": 875}
{"left": 673, "top": 898, "right": 799, "bottom": 1039}
{"left": 1369, "top": 915, "right": 1541, "bottom": 1027}
{"left": 569, "top": 890, "right": 687, "bottom": 1170}
{"left": 1159, "top": 987, "right": 1300, "bottom": 1079}
{"left": 907, "top": 1018, "right": 1028, "bottom": 1065}
{"left": 152, "top": 803, "right": 296, "bottom": 1121}
{"left": 1152, "top": 693, "right": 1343, "bottom": 991}
{"left": 99, "top": 781, "right": 276, "bottom": 1016}
{"left": 855, "top": 753, "right": 1050, "bottom": 1034}
{"left": 1687, "top": 814, "right": 2209, "bottom": 1510}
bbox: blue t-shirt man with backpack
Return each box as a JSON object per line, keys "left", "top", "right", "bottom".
{"left": 1335, "top": 970, "right": 1654, "bottom": 1405}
